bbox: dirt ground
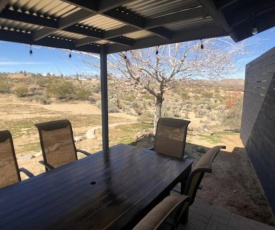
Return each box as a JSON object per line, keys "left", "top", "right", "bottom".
{"left": 1, "top": 95, "right": 275, "bottom": 226}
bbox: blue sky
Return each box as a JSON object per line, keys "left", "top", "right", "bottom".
{"left": 0, "top": 27, "right": 275, "bottom": 78}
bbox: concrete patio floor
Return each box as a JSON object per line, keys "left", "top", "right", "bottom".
{"left": 178, "top": 199, "right": 275, "bottom": 230}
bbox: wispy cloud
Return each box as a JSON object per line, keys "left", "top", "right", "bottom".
{"left": 0, "top": 61, "right": 49, "bottom": 65}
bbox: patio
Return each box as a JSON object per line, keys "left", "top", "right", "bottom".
{"left": 1, "top": 0, "right": 275, "bottom": 229}
{"left": 179, "top": 199, "right": 275, "bottom": 230}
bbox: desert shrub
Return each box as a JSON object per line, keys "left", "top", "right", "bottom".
{"left": 108, "top": 104, "right": 119, "bottom": 113}
{"left": 201, "top": 91, "right": 213, "bottom": 98}
{"left": 95, "top": 100, "right": 101, "bottom": 108}
{"left": 223, "top": 96, "right": 243, "bottom": 132}
{"left": 14, "top": 86, "right": 29, "bottom": 97}
{"left": 32, "top": 95, "right": 51, "bottom": 104}
{"left": 123, "top": 93, "right": 136, "bottom": 102}
{"left": 75, "top": 87, "right": 92, "bottom": 100}
{"left": 181, "top": 92, "right": 189, "bottom": 98}
{"left": 143, "top": 93, "right": 154, "bottom": 100}
{"left": 35, "top": 77, "right": 52, "bottom": 87}
{"left": 47, "top": 80, "right": 76, "bottom": 100}
{"left": 88, "top": 96, "right": 97, "bottom": 104}
{"left": 0, "top": 81, "right": 11, "bottom": 93}
{"left": 27, "top": 85, "right": 37, "bottom": 96}
{"left": 138, "top": 111, "right": 153, "bottom": 123}
{"left": 91, "top": 83, "right": 101, "bottom": 93}
{"left": 132, "top": 102, "right": 143, "bottom": 115}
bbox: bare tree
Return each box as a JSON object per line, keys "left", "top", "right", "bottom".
{"left": 109, "top": 38, "right": 245, "bottom": 133}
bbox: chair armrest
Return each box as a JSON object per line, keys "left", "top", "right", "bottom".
{"left": 76, "top": 149, "right": 91, "bottom": 156}
{"left": 39, "top": 160, "right": 54, "bottom": 170}
{"left": 19, "top": 167, "right": 34, "bottom": 178}
{"left": 133, "top": 195, "right": 190, "bottom": 230}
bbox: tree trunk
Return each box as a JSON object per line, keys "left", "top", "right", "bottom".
{"left": 153, "top": 96, "right": 163, "bottom": 134}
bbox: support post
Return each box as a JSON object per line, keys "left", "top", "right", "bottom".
{"left": 100, "top": 45, "right": 109, "bottom": 150}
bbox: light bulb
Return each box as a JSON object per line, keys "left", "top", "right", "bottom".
{"left": 252, "top": 26, "right": 258, "bottom": 35}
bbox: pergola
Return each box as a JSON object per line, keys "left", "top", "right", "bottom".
{"left": 0, "top": 0, "right": 275, "bottom": 150}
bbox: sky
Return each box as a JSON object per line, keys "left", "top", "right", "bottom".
{"left": 0, "top": 27, "right": 275, "bottom": 78}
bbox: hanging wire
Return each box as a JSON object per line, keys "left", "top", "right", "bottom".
{"left": 200, "top": 39, "right": 204, "bottom": 49}
{"left": 29, "top": 44, "right": 33, "bottom": 55}
{"left": 124, "top": 51, "right": 127, "bottom": 59}
{"left": 69, "top": 50, "right": 72, "bottom": 58}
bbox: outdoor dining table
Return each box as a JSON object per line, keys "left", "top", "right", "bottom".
{"left": 0, "top": 143, "right": 192, "bottom": 230}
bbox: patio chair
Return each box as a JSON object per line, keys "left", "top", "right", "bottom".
{"left": 0, "top": 130, "right": 34, "bottom": 188}
{"left": 176, "top": 145, "right": 226, "bottom": 225}
{"left": 35, "top": 119, "right": 91, "bottom": 171}
{"left": 138, "top": 145, "right": 225, "bottom": 229}
{"left": 133, "top": 194, "right": 190, "bottom": 230}
{"left": 153, "top": 118, "right": 191, "bottom": 159}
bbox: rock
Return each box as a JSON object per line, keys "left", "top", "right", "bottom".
{"left": 74, "top": 136, "right": 87, "bottom": 142}
{"left": 18, "top": 155, "right": 34, "bottom": 161}
{"left": 86, "top": 129, "right": 96, "bottom": 139}
{"left": 33, "top": 151, "right": 42, "bottom": 158}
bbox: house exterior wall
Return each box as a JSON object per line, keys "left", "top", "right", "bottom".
{"left": 241, "top": 47, "right": 275, "bottom": 215}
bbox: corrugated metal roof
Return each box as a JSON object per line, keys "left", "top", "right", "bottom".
{"left": 166, "top": 17, "right": 214, "bottom": 31}
{"left": 125, "top": 30, "right": 154, "bottom": 39}
{"left": 80, "top": 15, "right": 125, "bottom": 31}
{"left": 0, "top": 18, "right": 41, "bottom": 31}
{"left": 1, "top": 0, "right": 272, "bottom": 54}
{"left": 9, "top": 0, "right": 79, "bottom": 18}
{"left": 125, "top": 0, "right": 200, "bottom": 19}
{"left": 52, "top": 30, "right": 86, "bottom": 40}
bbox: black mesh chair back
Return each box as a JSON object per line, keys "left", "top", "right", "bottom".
{"left": 154, "top": 118, "right": 190, "bottom": 159}
{"left": 0, "top": 130, "right": 21, "bottom": 188}
{"left": 35, "top": 119, "right": 78, "bottom": 169}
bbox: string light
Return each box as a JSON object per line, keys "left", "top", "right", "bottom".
{"left": 29, "top": 44, "right": 33, "bottom": 55}
{"left": 252, "top": 24, "right": 258, "bottom": 35}
{"left": 156, "top": 45, "right": 159, "bottom": 55}
{"left": 200, "top": 39, "right": 204, "bottom": 49}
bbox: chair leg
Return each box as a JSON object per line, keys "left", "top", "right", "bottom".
{"left": 180, "top": 180, "right": 187, "bottom": 194}
{"left": 180, "top": 208, "right": 189, "bottom": 225}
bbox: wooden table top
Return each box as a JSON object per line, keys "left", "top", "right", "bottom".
{"left": 0, "top": 144, "right": 192, "bottom": 230}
